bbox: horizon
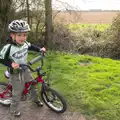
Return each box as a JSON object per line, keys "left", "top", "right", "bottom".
{"left": 52, "top": 0, "right": 120, "bottom": 11}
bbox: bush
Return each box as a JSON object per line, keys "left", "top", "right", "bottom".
{"left": 98, "top": 13, "right": 120, "bottom": 59}
{"left": 27, "top": 31, "right": 44, "bottom": 47}
{"left": 52, "top": 23, "right": 103, "bottom": 55}
{"left": 71, "top": 28, "right": 103, "bottom": 55}
{"left": 52, "top": 13, "right": 120, "bottom": 59}
{"left": 52, "top": 23, "right": 75, "bottom": 51}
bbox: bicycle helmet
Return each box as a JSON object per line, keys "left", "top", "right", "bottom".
{"left": 8, "top": 20, "right": 31, "bottom": 33}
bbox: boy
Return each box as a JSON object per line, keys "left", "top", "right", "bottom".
{"left": 0, "top": 20, "right": 46, "bottom": 117}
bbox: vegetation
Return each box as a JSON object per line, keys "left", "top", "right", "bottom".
{"left": 1, "top": 1, "right": 120, "bottom": 120}
{"left": 68, "top": 23, "right": 110, "bottom": 32}
{"left": 38, "top": 51, "right": 120, "bottom": 120}
{"left": 0, "top": 0, "right": 52, "bottom": 47}
{"left": 1, "top": 51, "right": 120, "bottom": 120}
{"left": 0, "top": 0, "right": 13, "bottom": 45}
{"left": 52, "top": 13, "right": 120, "bottom": 59}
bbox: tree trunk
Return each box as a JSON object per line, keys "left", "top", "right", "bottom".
{"left": 44, "top": 0, "right": 53, "bottom": 49}
{"left": 0, "top": 0, "right": 13, "bottom": 46}
{"left": 26, "top": 0, "right": 30, "bottom": 25}
{"left": 35, "top": 20, "right": 40, "bottom": 40}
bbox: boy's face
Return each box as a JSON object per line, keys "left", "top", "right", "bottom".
{"left": 10, "top": 32, "right": 27, "bottom": 45}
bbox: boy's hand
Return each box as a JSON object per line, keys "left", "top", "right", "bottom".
{"left": 11, "top": 62, "right": 19, "bottom": 69}
{"left": 40, "top": 47, "right": 46, "bottom": 52}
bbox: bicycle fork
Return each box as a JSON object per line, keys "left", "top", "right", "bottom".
{"left": 41, "top": 83, "right": 56, "bottom": 102}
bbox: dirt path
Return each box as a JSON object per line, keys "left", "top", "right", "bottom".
{"left": 0, "top": 100, "right": 86, "bottom": 120}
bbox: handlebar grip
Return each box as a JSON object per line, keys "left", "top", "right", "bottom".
{"left": 29, "top": 56, "right": 42, "bottom": 65}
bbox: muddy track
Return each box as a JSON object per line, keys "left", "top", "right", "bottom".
{"left": 0, "top": 100, "right": 86, "bottom": 120}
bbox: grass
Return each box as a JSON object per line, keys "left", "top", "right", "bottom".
{"left": 1, "top": 51, "right": 120, "bottom": 120}
{"left": 42, "top": 51, "right": 120, "bottom": 120}
{"left": 67, "top": 23, "right": 110, "bottom": 32}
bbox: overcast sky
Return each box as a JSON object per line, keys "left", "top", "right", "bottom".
{"left": 52, "top": 0, "right": 120, "bottom": 10}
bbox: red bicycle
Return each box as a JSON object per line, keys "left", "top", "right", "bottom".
{"left": 0, "top": 53, "right": 67, "bottom": 113}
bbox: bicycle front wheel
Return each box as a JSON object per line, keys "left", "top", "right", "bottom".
{"left": 41, "top": 87, "right": 67, "bottom": 113}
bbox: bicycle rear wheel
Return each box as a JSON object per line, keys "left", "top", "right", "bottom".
{"left": 41, "top": 87, "right": 67, "bottom": 113}
{"left": 0, "top": 82, "right": 12, "bottom": 105}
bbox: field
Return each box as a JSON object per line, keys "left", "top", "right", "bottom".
{"left": 68, "top": 23, "right": 110, "bottom": 31}
{"left": 54, "top": 11, "right": 119, "bottom": 24}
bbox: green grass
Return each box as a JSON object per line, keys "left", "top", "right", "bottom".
{"left": 42, "top": 51, "right": 120, "bottom": 120}
{"left": 1, "top": 51, "right": 120, "bottom": 120}
{"left": 68, "top": 23, "right": 110, "bottom": 31}
{"left": 0, "top": 64, "right": 8, "bottom": 82}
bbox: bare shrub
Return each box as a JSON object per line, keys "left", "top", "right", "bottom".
{"left": 52, "top": 23, "right": 75, "bottom": 51}
{"left": 72, "top": 28, "right": 103, "bottom": 55}
{"left": 98, "top": 13, "right": 120, "bottom": 59}
{"left": 52, "top": 23, "right": 103, "bottom": 55}
{"left": 52, "top": 15, "right": 120, "bottom": 59}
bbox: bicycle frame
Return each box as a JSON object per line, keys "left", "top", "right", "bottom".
{"left": 0, "top": 74, "right": 45, "bottom": 99}
{"left": 0, "top": 53, "right": 46, "bottom": 99}
{"left": 0, "top": 53, "right": 67, "bottom": 113}
{"left": 23, "top": 75, "right": 45, "bottom": 95}
{"left": 0, "top": 84, "right": 12, "bottom": 98}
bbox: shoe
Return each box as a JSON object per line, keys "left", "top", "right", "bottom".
{"left": 34, "top": 101, "right": 43, "bottom": 107}
{"left": 12, "top": 110, "right": 21, "bottom": 117}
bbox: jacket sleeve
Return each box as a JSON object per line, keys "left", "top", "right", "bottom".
{"left": 28, "top": 44, "right": 40, "bottom": 52}
{"left": 25, "top": 41, "right": 40, "bottom": 52}
{"left": 0, "top": 44, "right": 12, "bottom": 67}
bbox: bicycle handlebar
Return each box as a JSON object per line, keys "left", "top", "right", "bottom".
{"left": 20, "top": 52, "right": 44, "bottom": 72}
{"left": 29, "top": 51, "right": 44, "bottom": 65}
{"left": 20, "top": 64, "right": 38, "bottom": 72}
{"left": 28, "top": 55, "right": 42, "bottom": 65}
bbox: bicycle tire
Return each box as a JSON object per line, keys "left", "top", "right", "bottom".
{"left": 41, "top": 87, "right": 67, "bottom": 113}
{"left": 0, "top": 82, "right": 27, "bottom": 102}
{"left": 0, "top": 82, "right": 12, "bottom": 99}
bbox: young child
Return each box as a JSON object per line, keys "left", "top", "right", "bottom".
{"left": 0, "top": 20, "right": 46, "bottom": 117}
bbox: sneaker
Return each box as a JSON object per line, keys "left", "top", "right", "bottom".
{"left": 12, "top": 110, "right": 21, "bottom": 117}
{"left": 34, "top": 101, "right": 43, "bottom": 107}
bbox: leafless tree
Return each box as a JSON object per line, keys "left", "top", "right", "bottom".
{"left": 44, "top": 0, "right": 53, "bottom": 48}
{"left": 0, "top": 0, "right": 13, "bottom": 45}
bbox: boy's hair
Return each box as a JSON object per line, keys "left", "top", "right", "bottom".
{"left": 8, "top": 20, "right": 31, "bottom": 33}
